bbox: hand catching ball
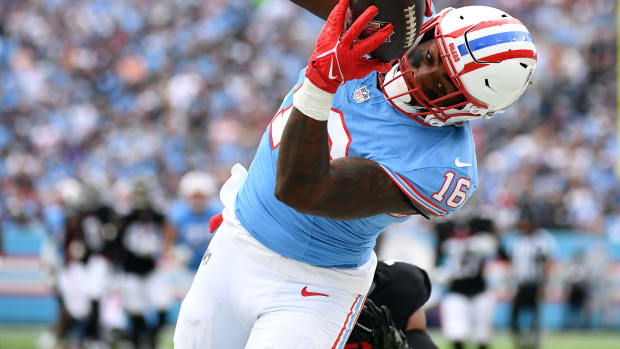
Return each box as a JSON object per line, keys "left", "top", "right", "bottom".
{"left": 348, "top": 0, "right": 428, "bottom": 62}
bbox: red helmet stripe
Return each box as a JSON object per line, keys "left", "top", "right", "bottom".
{"left": 460, "top": 49, "right": 537, "bottom": 75}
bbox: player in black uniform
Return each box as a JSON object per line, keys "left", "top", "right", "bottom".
{"left": 346, "top": 260, "right": 438, "bottom": 349}
{"left": 118, "top": 179, "right": 172, "bottom": 349}
{"left": 78, "top": 183, "right": 121, "bottom": 347}
{"left": 438, "top": 218, "right": 503, "bottom": 349}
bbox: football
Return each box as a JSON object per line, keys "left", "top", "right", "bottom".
{"left": 348, "top": 0, "right": 427, "bottom": 62}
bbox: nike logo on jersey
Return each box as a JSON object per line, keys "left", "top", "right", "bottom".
{"left": 301, "top": 286, "right": 329, "bottom": 297}
{"left": 454, "top": 157, "right": 472, "bottom": 168}
{"left": 328, "top": 58, "right": 337, "bottom": 80}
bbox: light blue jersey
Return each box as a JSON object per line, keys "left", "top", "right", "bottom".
{"left": 168, "top": 199, "right": 222, "bottom": 269}
{"left": 236, "top": 69, "right": 478, "bottom": 268}
{"left": 235, "top": 2, "right": 475, "bottom": 268}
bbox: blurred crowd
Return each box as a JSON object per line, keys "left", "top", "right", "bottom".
{"left": 0, "top": 0, "right": 617, "bottom": 236}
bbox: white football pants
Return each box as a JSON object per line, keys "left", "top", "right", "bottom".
{"left": 173, "top": 164, "right": 376, "bottom": 349}
{"left": 440, "top": 292, "right": 495, "bottom": 343}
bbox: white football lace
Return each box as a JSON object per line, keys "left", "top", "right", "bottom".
{"left": 403, "top": 6, "right": 417, "bottom": 47}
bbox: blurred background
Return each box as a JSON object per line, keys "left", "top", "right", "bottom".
{"left": 0, "top": 0, "right": 617, "bottom": 348}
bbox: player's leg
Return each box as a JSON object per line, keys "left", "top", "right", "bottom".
{"left": 245, "top": 283, "right": 366, "bottom": 349}
{"left": 146, "top": 267, "right": 174, "bottom": 346}
{"left": 173, "top": 224, "right": 252, "bottom": 349}
{"left": 176, "top": 164, "right": 375, "bottom": 348}
{"left": 84, "top": 255, "right": 111, "bottom": 344}
{"left": 440, "top": 293, "right": 470, "bottom": 349}
{"left": 512, "top": 283, "right": 540, "bottom": 349}
{"left": 231, "top": 208, "right": 375, "bottom": 349}
{"left": 472, "top": 292, "right": 495, "bottom": 349}
{"left": 122, "top": 273, "right": 148, "bottom": 347}
{"left": 511, "top": 284, "right": 525, "bottom": 334}
{"left": 100, "top": 274, "right": 126, "bottom": 346}
{"left": 174, "top": 218, "right": 369, "bottom": 349}
{"left": 174, "top": 164, "right": 258, "bottom": 348}
{"left": 57, "top": 262, "right": 91, "bottom": 345}
{"left": 528, "top": 283, "right": 542, "bottom": 349}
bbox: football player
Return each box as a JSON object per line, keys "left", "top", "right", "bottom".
{"left": 438, "top": 217, "right": 502, "bottom": 349}
{"left": 174, "top": 0, "right": 537, "bottom": 347}
{"left": 346, "top": 260, "right": 437, "bottom": 349}
{"left": 77, "top": 183, "right": 120, "bottom": 347}
{"left": 166, "top": 170, "right": 221, "bottom": 272}
{"left": 118, "top": 179, "right": 172, "bottom": 348}
{"left": 38, "top": 177, "right": 87, "bottom": 349}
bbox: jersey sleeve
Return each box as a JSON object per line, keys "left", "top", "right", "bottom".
{"left": 378, "top": 165, "right": 476, "bottom": 217}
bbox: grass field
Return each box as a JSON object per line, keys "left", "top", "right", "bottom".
{"left": 1, "top": 326, "right": 619, "bottom": 349}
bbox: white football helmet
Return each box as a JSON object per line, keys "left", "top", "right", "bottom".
{"left": 380, "top": 6, "right": 537, "bottom": 126}
{"left": 179, "top": 171, "right": 216, "bottom": 198}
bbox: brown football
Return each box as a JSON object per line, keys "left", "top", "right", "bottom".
{"left": 348, "top": 0, "right": 427, "bottom": 62}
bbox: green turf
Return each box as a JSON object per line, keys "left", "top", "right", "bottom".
{"left": 430, "top": 330, "right": 620, "bottom": 349}
{"left": 1, "top": 326, "right": 619, "bottom": 349}
{"left": 0, "top": 326, "right": 41, "bottom": 349}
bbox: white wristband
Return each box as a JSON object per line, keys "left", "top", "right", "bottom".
{"left": 293, "top": 78, "right": 335, "bottom": 121}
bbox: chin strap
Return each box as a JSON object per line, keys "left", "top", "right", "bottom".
{"left": 423, "top": 115, "right": 465, "bottom": 127}
{"left": 423, "top": 104, "right": 502, "bottom": 127}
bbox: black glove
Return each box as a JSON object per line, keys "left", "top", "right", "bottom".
{"left": 359, "top": 298, "right": 409, "bottom": 349}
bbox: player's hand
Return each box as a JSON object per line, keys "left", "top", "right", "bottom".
{"left": 362, "top": 298, "right": 409, "bottom": 349}
{"left": 306, "top": 0, "right": 393, "bottom": 94}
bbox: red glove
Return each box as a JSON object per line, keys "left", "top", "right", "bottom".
{"left": 209, "top": 212, "right": 223, "bottom": 233}
{"left": 305, "top": 0, "right": 393, "bottom": 94}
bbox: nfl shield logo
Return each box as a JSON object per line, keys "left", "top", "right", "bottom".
{"left": 353, "top": 86, "right": 370, "bottom": 103}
